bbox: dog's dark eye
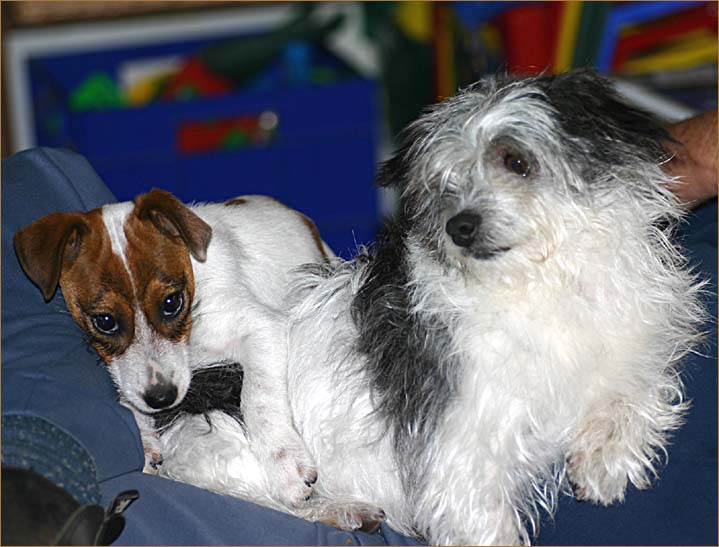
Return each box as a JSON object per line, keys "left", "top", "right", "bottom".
{"left": 92, "top": 313, "right": 118, "bottom": 335}
{"left": 503, "top": 152, "right": 531, "bottom": 177}
{"left": 161, "top": 292, "right": 184, "bottom": 318}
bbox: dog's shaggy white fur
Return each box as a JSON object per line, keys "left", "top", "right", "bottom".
{"left": 286, "top": 70, "right": 705, "bottom": 545}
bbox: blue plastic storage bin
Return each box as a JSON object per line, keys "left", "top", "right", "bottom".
{"left": 28, "top": 32, "right": 380, "bottom": 257}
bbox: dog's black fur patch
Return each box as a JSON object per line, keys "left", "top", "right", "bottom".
{"left": 351, "top": 219, "right": 458, "bottom": 484}
{"left": 534, "top": 69, "right": 672, "bottom": 166}
{"left": 153, "top": 363, "right": 244, "bottom": 432}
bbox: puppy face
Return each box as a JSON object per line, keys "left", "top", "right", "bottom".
{"left": 13, "top": 189, "right": 211, "bottom": 414}
{"left": 380, "top": 70, "right": 673, "bottom": 270}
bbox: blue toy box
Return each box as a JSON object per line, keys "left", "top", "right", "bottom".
{"left": 28, "top": 31, "right": 380, "bottom": 257}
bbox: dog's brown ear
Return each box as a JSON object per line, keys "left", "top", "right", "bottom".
{"left": 13, "top": 212, "right": 89, "bottom": 301}
{"left": 134, "top": 189, "right": 212, "bottom": 262}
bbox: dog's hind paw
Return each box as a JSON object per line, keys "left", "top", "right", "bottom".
{"left": 267, "top": 448, "right": 318, "bottom": 507}
{"left": 300, "top": 500, "right": 387, "bottom": 532}
{"left": 326, "top": 505, "right": 386, "bottom": 533}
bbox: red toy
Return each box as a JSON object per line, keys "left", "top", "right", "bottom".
{"left": 163, "top": 57, "right": 232, "bottom": 101}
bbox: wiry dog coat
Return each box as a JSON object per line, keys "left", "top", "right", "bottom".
{"left": 286, "top": 70, "right": 704, "bottom": 545}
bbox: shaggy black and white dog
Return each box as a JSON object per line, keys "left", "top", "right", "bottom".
{"left": 286, "top": 70, "right": 704, "bottom": 545}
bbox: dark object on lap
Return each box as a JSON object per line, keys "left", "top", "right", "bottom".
{"left": 153, "top": 363, "right": 245, "bottom": 431}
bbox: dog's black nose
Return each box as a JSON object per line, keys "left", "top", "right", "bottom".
{"left": 143, "top": 384, "right": 178, "bottom": 410}
{"left": 446, "top": 212, "right": 481, "bottom": 248}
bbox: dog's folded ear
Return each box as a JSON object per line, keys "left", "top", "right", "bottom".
{"left": 377, "top": 142, "right": 415, "bottom": 189}
{"left": 539, "top": 69, "right": 672, "bottom": 163}
{"left": 134, "top": 189, "right": 212, "bottom": 262}
{"left": 13, "top": 213, "right": 90, "bottom": 301}
{"left": 377, "top": 114, "right": 433, "bottom": 190}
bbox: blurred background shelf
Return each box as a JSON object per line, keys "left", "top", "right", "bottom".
{"left": 3, "top": 1, "right": 232, "bottom": 27}
{"left": 3, "top": 1, "right": 716, "bottom": 252}
{"left": 5, "top": 4, "right": 382, "bottom": 257}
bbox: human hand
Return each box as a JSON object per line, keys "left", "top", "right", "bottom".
{"left": 663, "top": 110, "right": 717, "bottom": 208}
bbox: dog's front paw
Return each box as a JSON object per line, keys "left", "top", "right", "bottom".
{"left": 143, "top": 448, "right": 164, "bottom": 475}
{"left": 140, "top": 429, "right": 164, "bottom": 475}
{"left": 568, "top": 404, "right": 661, "bottom": 505}
{"left": 567, "top": 450, "right": 629, "bottom": 504}
{"left": 266, "top": 447, "right": 318, "bottom": 507}
{"left": 567, "top": 428, "right": 637, "bottom": 505}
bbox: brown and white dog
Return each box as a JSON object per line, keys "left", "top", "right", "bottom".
{"left": 13, "top": 189, "right": 333, "bottom": 511}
